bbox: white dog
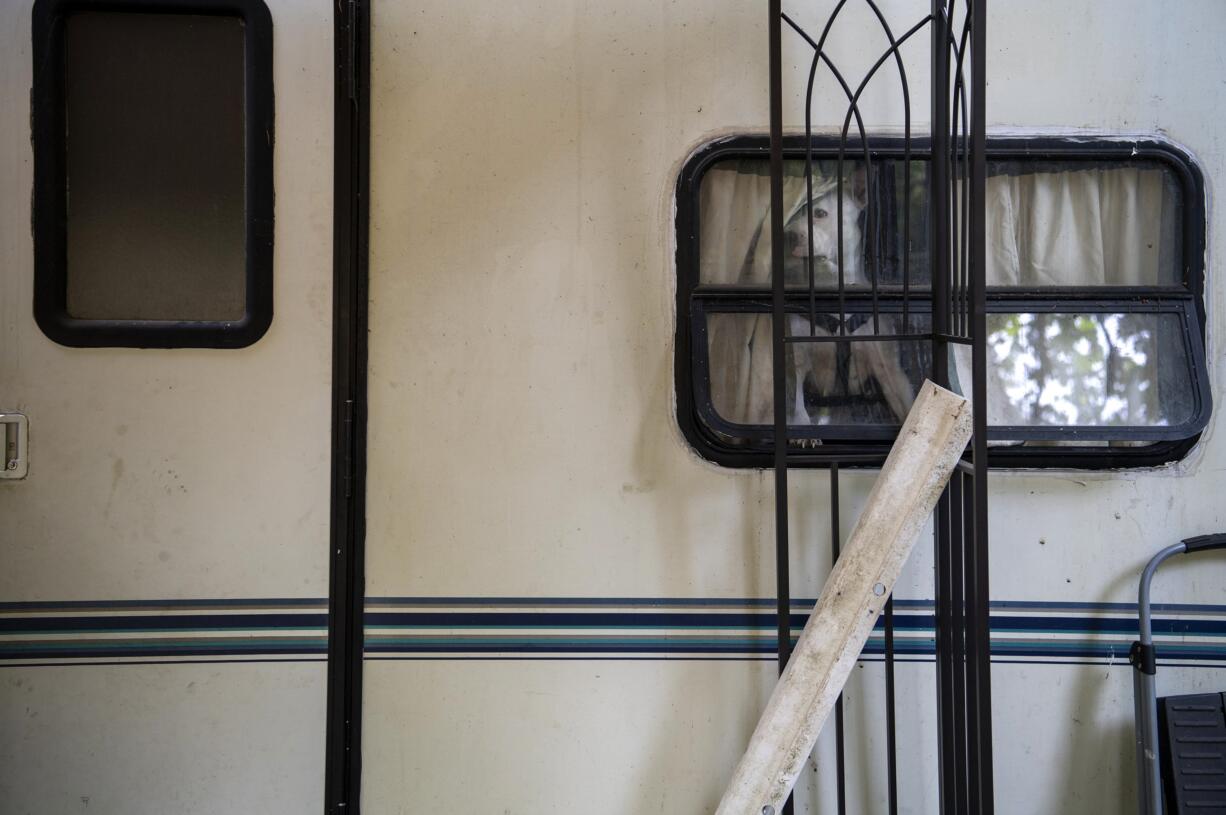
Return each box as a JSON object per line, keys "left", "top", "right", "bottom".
{"left": 719, "top": 166, "right": 915, "bottom": 430}
{"left": 782, "top": 177, "right": 864, "bottom": 288}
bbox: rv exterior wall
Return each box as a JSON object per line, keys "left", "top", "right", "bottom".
{"left": 0, "top": 1, "right": 333, "bottom": 811}
{"left": 0, "top": 0, "right": 1223, "bottom": 813}
{"left": 365, "top": 1, "right": 1226, "bottom": 812}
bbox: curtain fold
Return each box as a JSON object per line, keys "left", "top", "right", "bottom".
{"left": 985, "top": 166, "right": 1168, "bottom": 286}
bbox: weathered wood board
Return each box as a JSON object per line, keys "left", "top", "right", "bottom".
{"left": 716, "top": 380, "right": 974, "bottom": 815}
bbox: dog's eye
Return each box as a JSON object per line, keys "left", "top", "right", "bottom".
{"left": 814, "top": 208, "right": 828, "bottom": 219}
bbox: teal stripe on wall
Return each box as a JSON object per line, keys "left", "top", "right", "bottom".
{"left": 3, "top": 597, "right": 1226, "bottom": 666}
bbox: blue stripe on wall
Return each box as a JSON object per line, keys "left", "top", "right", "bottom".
{"left": 2, "top": 597, "right": 1226, "bottom": 664}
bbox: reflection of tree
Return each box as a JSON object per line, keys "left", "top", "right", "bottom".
{"left": 988, "top": 312, "right": 1158, "bottom": 426}
{"left": 1030, "top": 314, "right": 1050, "bottom": 422}
{"left": 1101, "top": 316, "right": 1117, "bottom": 399}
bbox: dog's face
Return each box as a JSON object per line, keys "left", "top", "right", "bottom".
{"left": 782, "top": 173, "right": 865, "bottom": 283}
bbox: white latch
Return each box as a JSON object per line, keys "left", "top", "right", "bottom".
{"left": 0, "top": 413, "right": 28, "bottom": 480}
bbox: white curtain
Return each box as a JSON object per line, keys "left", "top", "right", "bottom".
{"left": 698, "top": 161, "right": 1175, "bottom": 430}
{"left": 985, "top": 167, "right": 1168, "bottom": 286}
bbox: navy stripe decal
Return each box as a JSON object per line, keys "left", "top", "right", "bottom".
{"left": 3, "top": 598, "right": 1226, "bottom": 665}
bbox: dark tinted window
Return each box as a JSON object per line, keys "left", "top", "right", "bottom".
{"left": 65, "top": 13, "right": 247, "bottom": 322}
{"left": 33, "top": 1, "right": 273, "bottom": 348}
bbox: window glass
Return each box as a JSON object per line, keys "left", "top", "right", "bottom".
{"left": 705, "top": 312, "right": 929, "bottom": 429}
{"left": 63, "top": 12, "right": 247, "bottom": 322}
{"left": 702, "top": 310, "right": 1197, "bottom": 435}
{"left": 680, "top": 141, "right": 1207, "bottom": 465}
{"left": 959, "top": 312, "right": 1197, "bottom": 429}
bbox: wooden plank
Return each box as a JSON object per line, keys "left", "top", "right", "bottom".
{"left": 716, "top": 380, "right": 973, "bottom": 815}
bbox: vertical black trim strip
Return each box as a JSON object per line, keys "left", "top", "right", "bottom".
{"left": 968, "top": 2, "right": 994, "bottom": 809}
{"left": 325, "top": 0, "right": 368, "bottom": 812}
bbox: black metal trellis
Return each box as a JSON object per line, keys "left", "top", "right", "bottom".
{"left": 767, "top": 2, "right": 992, "bottom": 813}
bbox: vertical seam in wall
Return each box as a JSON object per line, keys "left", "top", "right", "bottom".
{"left": 325, "top": 0, "right": 369, "bottom": 811}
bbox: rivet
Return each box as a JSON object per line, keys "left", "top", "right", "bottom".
{"left": 873, "top": 583, "right": 886, "bottom": 596}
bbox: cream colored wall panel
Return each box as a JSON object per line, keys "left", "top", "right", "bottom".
{"left": 992, "top": 661, "right": 1226, "bottom": 815}
{"left": 0, "top": 1, "right": 333, "bottom": 812}
{"left": 355, "top": 1, "right": 1226, "bottom": 813}
{"left": 0, "top": 0, "right": 334, "bottom": 602}
{"left": 367, "top": 0, "right": 820, "bottom": 602}
{"left": 362, "top": 659, "right": 940, "bottom": 814}
{"left": 361, "top": 660, "right": 773, "bottom": 814}
{"left": 368, "top": 0, "right": 1226, "bottom": 598}
{"left": 0, "top": 664, "right": 325, "bottom": 814}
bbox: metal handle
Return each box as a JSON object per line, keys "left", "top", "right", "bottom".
{"left": 1182, "top": 533, "right": 1226, "bottom": 554}
{"left": 0, "top": 413, "right": 28, "bottom": 480}
{"left": 1133, "top": 541, "right": 1189, "bottom": 815}
{"left": 1132, "top": 536, "right": 1226, "bottom": 814}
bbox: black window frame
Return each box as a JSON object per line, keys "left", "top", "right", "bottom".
{"left": 32, "top": 0, "right": 275, "bottom": 349}
{"left": 675, "top": 135, "right": 1210, "bottom": 470}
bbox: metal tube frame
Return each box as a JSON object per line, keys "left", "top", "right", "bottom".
{"left": 767, "top": 2, "right": 992, "bottom": 812}
{"left": 1132, "top": 542, "right": 1186, "bottom": 815}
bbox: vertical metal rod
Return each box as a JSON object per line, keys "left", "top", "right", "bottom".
{"left": 871, "top": 166, "right": 881, "bottom": 334}
{"left": 962, "top": 467, "right": 979, "bottom": 809}
{"left": 768, "top": 0, "right": 790, "bottom": 673}
{"left": 804, "top": 64, "right": 817, "bottom": 337}
{"left": 956, "top": 24, "right": 971, "bottom": 337}
{"left": 935, "top": 491, "right": 956, "bottom": 815}
{"left": 959, "top": 87, "right": 970, "bottom": 338}
{"left": 930, "top": 0, "right": 951, "bottom": 385}
{"left": 950, "top": 85, "right": 960, "bottom": 337}
{"left": 768, "top": 4, "right": 794, "bottom": 813}
{"left": 869, "top": 167, "right": 881, "bottom": 334}
{"left": 1133, "top": 665, "right": 1155, "bottom": 815}
{"left": 885, "top": 593, "right": 898, "bottom": 815}
{"left": 930, "top": 3, "right": 956, "bottom": 813}
{"left": 950, "top": 84, "right": 962, "bottom": 337}
{"left": 837, "top": 161, "right": 847, "bottom": 335}
{"left": 902, "top": 151, "right": 912, "bottom": 333}
{"left": 967, "top": 0, "right": 994, "bottom": 809}
{"left": 951, "top": 471, "right": 969, "bottom": 815}
{"left": 832, "top": 463, "right": 847, "bottom": 815}
{"left": 949, "top": 20, "right": 971, "bottom": 338}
